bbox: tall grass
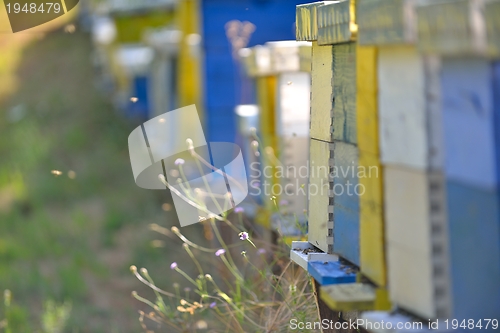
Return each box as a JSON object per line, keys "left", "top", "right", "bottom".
{"left": 130, "top": 138, "right": 319, "bottom": 332}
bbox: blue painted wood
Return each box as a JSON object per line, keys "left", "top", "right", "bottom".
{"left": 201, "top": 0, "right": 304, "bottom": 143}
{"left": 127, "top": 76, "right": 150, "bottom": 120}
{"left": 307, "top": 260, "right": 357, "bottom": 286}
{"left": 446, "top": 180, "right": 500, "bottom": 321}
{"left": 333, "top": 141, "right": 360, "bottom": 265}
{"left": 493, "top": 61, "right": 500, "bottom": 197}
{"left": 440, "top": 59, "right": 497, "bottom": 190}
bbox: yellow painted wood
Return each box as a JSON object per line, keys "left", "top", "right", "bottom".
{"left": 296, "top": 2, "right": 325, "bottom": 41}
{"left": 114, "top": 11, "right": 175, "bottom": 43}
{"left": 317, "top": 0, "right": 357, "bottom": 45}
{"left": 356, "top": 45, "right": 386, "bottom": 288}
{"left": 310, "top": 41, "right": 334, "bottom": 142}
{"left": 374, "top": 288, "right": 391, "bottom": 310}
{"left": 320, "top": 283, "right": 376, "bottom": 311}
{"left": 358, "top": 151, "right": 386, "bottom": 287}
{"left": 321, "top": 283, "right": 391, "bottom": 311}
{"left": 256, "top": 76, "right": 279, "bottom": 216}
{"left": 356, "top": 46, "right": 379, "bottom": 155}
{"left": 177, "top": 0, "right": 202, "bottom": 111}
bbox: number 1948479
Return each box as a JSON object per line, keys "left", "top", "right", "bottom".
{"left": 442, "top": 319, "right": 498, "bottom": 330}
{"left": 6, "top": 2, "right": 62, "bottom": 14}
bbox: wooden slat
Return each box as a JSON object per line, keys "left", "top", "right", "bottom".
{"left": 384, "top": 167, "right": 431, "bottom": 253}
{"left": 378, "top": 45, "right": 427, "bottom": 170}
{"left": 359, "top": 151, "right": 386, "bottom": 287}
{"left": 485, "top": 0, "right": 500, "bottom": 57}
{"left": 356, "top": 45, "right": 386, "bottom": 287}
{"left": 440, "top": 58, "right": 497, "bottom": 190}
{"left": 310, "top": 42, "right": 334, "bottom": 142}
{"left": 356, "top": 45, "right": 379, "bottom": 155}
{"left": 357, "top": 0, "right": 416, "bottom": 45}
{"left": 446, "top": 181, "right": 500, "bottom": 320}
{"left": 384, "top": 166, "right": 451, "bottom": 318}
{"left": 416, "top": 0, "right": 487, "bottom": 56}
{"left": 317, "top": 0, "right": 356, "bottom": 45}
{"left": 256, "top": 76, "right": 279, "bottom": 217}
{"left": 332, "top": 141, "right": 360, "bottom": 265}
{"left": 308, "top": 261, "right": 357, "bottom": 285}
{"left": 296, "top": 2, "right": 326, "bottom": 42}
{"left": 424, "top": 55, "right": 445, "bottom": 171}
{"left": 494, "top": 61, "right": 500, "bottom": 200}
{"left": 320, "top": 283, "right": 376, "bottom": 311}
{"left": 177, "top": 0, "right": 201, "bottom": 108}
{"left": 308, "top": 138, "right": 334, "bottom": 253}
{"left": 332, "top": 43, "right": 357, "bottom": 144}
{"left": 384, "top": 166, "right": 435, "bottom": 319}
{"left": 290, "top": 241, "right": 339, "bottom": 270}
{"left": 386, "top": 242, "right": 435, "bottom": 319}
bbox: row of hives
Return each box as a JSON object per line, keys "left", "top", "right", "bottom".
{"left": 89, "top": 0, "right": 314, "bottom": 235}
{"left": 237, "top": 0, "right": 500, "bottom": 331}
{"left": 89, "top": 0, "right": 307, "bottom": 140}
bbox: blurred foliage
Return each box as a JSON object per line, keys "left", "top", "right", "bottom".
{"left": 114, "top": 11, "right": 175, "bottom": 43}
{"left": 0, "top": 26, "right": 204, "bottom": 332}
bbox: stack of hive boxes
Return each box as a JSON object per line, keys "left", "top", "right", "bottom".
{"left": 295, "top": 0, "right": 391, "bottom": 311}
{"left": 292, "top": 0, "right": 500, "bottom": 326}
{"left": 358, "top": 0, "right": 451, "bottom": 319}
{"left": 414, "top": 0, "right": 500, "bottom": 322}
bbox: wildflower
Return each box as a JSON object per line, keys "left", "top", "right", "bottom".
{"left": 215, "top": 249, "right": 225, "bottom": 257}
{"left": 184, "top": 287, "right": 191, "bottom": 292}
{"left": 257, "top": 248, "right": 266, "bottom": 255}
{"left": 64, "top": 24, "right": 75, "bottom": 33}
{"left": 234, "top": 207, "right": 244, "bottom": 214}
{"left": 130, "top": 97, "right": 138, "bottom": 103}
{"left": 196, "top": 320, "right": 208, "bottom": 329}
{"left": 170, "top": 262, "right": 178, "bottom": 270}
{"left": 186, "top": 138, "right": 194, "bottom": 150}
{"left": 241, "top": 251, "right": 246, "bottom": 256}
{"left": 175, "top": 158, "right": 185, "bottom": 166}
{"left": 279, "top": 199, "right": 289, "bottom": 206}
{"left": 51, "top": 170, "right": 62, "bottom": 176}
{"left": 239, "top": 231, "right": 256, "bottom": 247}
{"left": 209, "top": 302, "right": 216, "bottom": 308}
